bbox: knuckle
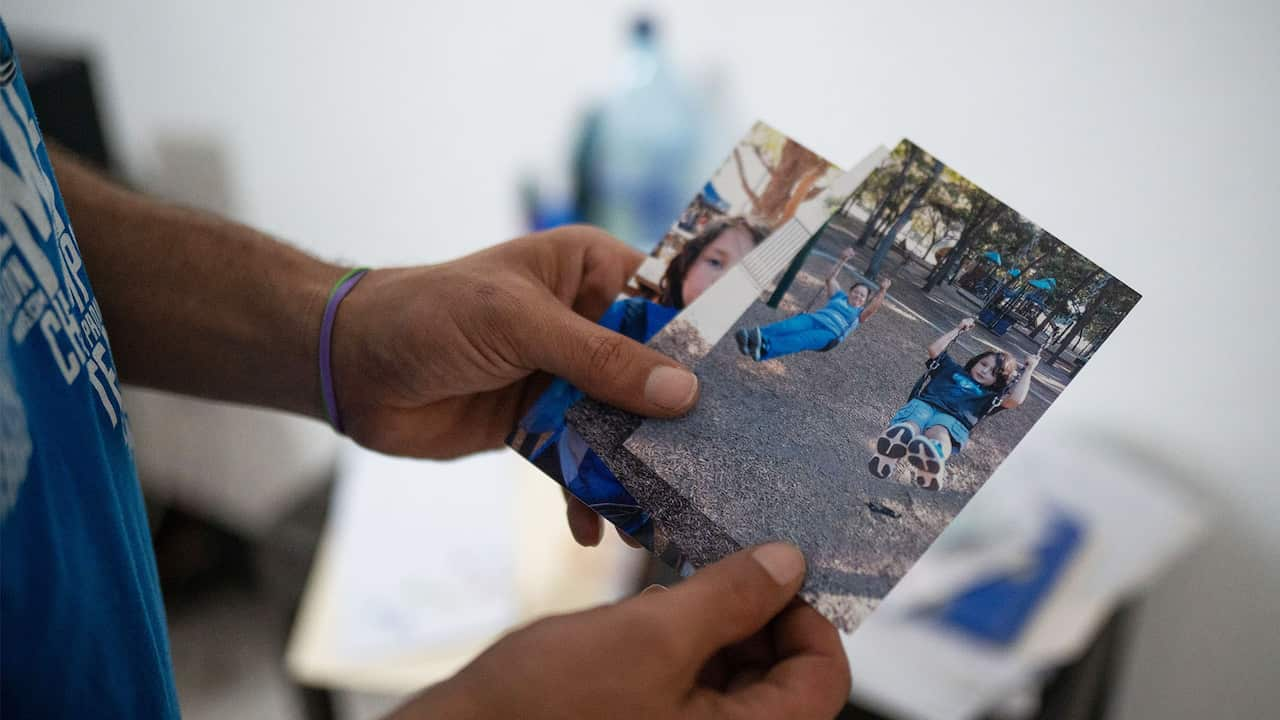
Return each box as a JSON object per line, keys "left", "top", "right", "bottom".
{"left": 584, "top": 332, "right": 627, "bottom": 376}
{"left": 466, "top": 276, "right": 524, "bottom": 338}
{"left": 563, "top": 223, "right": 618, "bottom": 247}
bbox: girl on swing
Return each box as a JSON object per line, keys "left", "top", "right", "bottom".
{"left": 735, "top": 247, "right": 891, "bottom": 361}
{"left": 868, "top": 317, "right": 1040, "bottom": 490}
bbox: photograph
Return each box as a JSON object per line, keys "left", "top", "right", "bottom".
{"left": 507, "top": 121, "right": 861, "bottom": 565}
{"left": 569, "top": 140, "right": 1142, "bottom": 631}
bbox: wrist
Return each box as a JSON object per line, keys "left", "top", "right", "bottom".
{"left": 387, "top": 675, "right": 492, "bottom": 720}
{"left": 295, "top": 261, "right": 354, "bottom": 420}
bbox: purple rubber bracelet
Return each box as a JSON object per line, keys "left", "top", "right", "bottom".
{"left": 319, "top": 267, "right": 370, "bottom": 433}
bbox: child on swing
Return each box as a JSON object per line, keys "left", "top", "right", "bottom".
{"left": 511, "top": 217, "right": 768, "bottom": 546}
{"left": 868, "top": 317, "right": 1040, "bottom": 490}
{"left": 735, "top": 247, "right": 891, "bottom": 361}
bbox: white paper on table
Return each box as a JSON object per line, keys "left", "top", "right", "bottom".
{"left": 845, "top": 427, "right": 1206, "bottom": 720}
{"left": 325, "top": 447, "right": 521, "bottom": 663}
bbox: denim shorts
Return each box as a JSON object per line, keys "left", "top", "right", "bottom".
{"left": 890, "top": 398, "right": 971, "bottom": 451}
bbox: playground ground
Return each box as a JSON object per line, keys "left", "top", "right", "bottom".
{"left": 620, "top": 221, "right": 1078, "bottom": 631}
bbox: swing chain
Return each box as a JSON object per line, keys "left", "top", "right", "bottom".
{"left": 988, "top": 337, "right": 1049, "bottom": 414}
{"left": 930, "top": 324, "right": 969, "bottom": 371}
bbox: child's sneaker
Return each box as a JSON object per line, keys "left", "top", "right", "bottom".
{"left": 736, "top": 327, "right": 765, "bottom": 360}
{"left": 868, "top": 423, "right": 914, "bottom": 479}
{"left": 906, "top": 437, "right": 946, "bottom": 491}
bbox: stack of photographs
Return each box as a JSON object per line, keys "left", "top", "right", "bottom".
{"left": 508, "top": 121, "right": 1141, "bottom": 637}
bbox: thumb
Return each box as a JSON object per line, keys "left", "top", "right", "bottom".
{"left": 524, "top": 295, "right": 699, "bottom": 418}
{"left": 644, "top": 543, "right": 806, "bottom": 657}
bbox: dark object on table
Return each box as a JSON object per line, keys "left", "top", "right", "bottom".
{"left": 17, "top": 42, "right": 115, "bottom": 171}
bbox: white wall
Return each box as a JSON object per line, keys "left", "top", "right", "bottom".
{"left": 7, "top": 1, "right": 1278, "bottom": 717}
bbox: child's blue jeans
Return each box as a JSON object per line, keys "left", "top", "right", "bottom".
{"left": 758, "top": 314, "right": 840, "bottom": 360}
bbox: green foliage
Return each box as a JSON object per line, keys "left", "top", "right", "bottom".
{"left": 1081, "top": 280, "right": 1141, "bottom": 345}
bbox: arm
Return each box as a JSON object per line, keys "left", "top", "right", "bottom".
{"left": 1001, "top": 353, "right": 1041, "bottom": 409}
{"left": 825, "top": 247, "right": 855, "bottom": 299}
{"left": 928, "top": 317, "right": 975, "bottom": 358}
{"left": 858, "top": 277, "right": 892, "bottom": 322}
{"left": 50, "top": 146, "right": 695, "bottom": 458}
{"left": 52, "top": 145, "right": 342, "bottom": 419}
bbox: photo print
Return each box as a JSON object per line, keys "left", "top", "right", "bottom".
{"left": 568, "top": 140, "right": 1142, "bottom": 631}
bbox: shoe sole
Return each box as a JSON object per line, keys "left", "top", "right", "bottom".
{"left": 735, "top": 329, "right": 750, "bottom": 356}
{"left": 868, "top": 424, "right": 914, "bottom": 479}
{"left": 906, "top": 438, "right": 944, "bottom": 491}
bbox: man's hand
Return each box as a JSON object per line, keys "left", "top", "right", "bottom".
{"left": 333, "top": 226, "right": 698, "bottom": 458}
{"left": 388, "top": 543, "right": 850, "bottom": 719}
{"left": 1023, "top": 352, "right": 1042, "bottom": 368}
{"left": 957, "top": 317, "right": 976, "bottom": 332}
{"left": 839, "top": 247, "right": 856, "bottom": 262}
{"left": 878, "top": 277, "right": 892, "bottom": 290}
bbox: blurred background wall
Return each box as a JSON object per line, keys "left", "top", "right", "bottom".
{"left": 5, "top": 2, "right": 1278, "bottom": 719}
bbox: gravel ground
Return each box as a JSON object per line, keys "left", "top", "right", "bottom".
{"left": 571, "top": 230, "right": 1071, "bottom": 632}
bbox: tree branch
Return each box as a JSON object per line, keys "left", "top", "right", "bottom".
{"left": 733, "top": 147, "right": 764, "bottom": 212}
{"left": 751, "top": 143, "right": 777, "bottom": 175}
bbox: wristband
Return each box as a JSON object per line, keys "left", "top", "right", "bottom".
{"left": 319, "top": 267, "right": 370, "bottom": 433}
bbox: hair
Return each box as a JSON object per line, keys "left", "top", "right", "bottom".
{"left": 848, "top": 282, "right": 875, "bottom": 297}
{"left": 965, "top": 351, "right": 1019, "bottom": 391}
{"left": 658, "top": 216, "right": 769, "bottom": 309}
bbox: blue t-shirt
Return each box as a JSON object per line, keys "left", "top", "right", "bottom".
{"left": 810, "top": 290, "right": 863, "bottom": 341}
{"left": 918, "top": 352, "right": 999, "bottom": 430}
{"left": 519, "top": 296, "right": 677, "bottom": 435}
{"left": 515, "top": 296, "right": 678, "bottom": 538}
{"left": 0, "top": 21, "right": 179, "bottom": 719}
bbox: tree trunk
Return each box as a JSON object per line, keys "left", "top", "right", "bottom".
{"left": 924, "top": 195, "right": 998, "bottom": 292}
{"left": 867, "top": 157, "right": 943, "bottom": 279}
{"left": 1048, "top": 278, "right": 1114, "bottom": 366}
{"left": 1029, "top": 267, "right": 1103, "bottom": 338}
{"left": 736, "top": 139, "right": 830, "bottom": 227}
{"left": 855, "top": 145, "right": 918, "bottom": 247}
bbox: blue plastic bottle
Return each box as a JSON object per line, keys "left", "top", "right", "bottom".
{"left": 575, "top": 18, "right": 703, "bottom": 252}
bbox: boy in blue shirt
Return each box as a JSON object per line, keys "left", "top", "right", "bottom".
{"left": 736, "top": 248, "right": 890, "bottom": 361}
{"left": 868, "top": 318, "right": 1039, "bottom": 489}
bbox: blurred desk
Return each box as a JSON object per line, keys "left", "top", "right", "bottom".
{"left": 285, "top": 448, "right": 645, "bottom": 712}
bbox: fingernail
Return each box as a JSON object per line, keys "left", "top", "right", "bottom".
{"left": 752, "top": 543, "right": 804, "bottom": 586}
{"left": 641, "top": 583, "right": 668, "bottom": 595}
{"left": 644, "top": 366, "right": 698, "bottom": 411}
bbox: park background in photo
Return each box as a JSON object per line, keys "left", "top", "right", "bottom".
{"left": 590, "top": 139, "right": 1141, "bottom": 632}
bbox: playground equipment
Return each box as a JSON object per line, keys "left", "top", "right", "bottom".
{"left": 958, "top": 251, "right": 1003, "bottom": 296}
{"left": 979, "top": 274, "right": 1057, "bottom": 336}
{"left": 675, "top": 181, "right": 731, "bottom": 233}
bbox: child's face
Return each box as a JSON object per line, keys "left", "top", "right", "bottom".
{"left": 849, "top": 285, "right": 870, "bottom": 306}
{"left": 971, "top": 355, "right": 1001, "bottom": 387}
{"left": 681, "top": 226, "right": 755, "bottom": 305}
